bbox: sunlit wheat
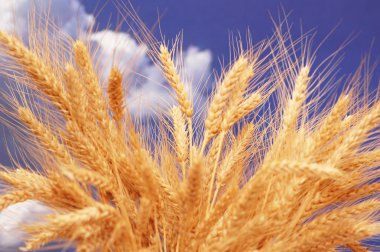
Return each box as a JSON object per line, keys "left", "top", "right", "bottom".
{"left": 0, "top": 8, "right": 379, "bottom": 252}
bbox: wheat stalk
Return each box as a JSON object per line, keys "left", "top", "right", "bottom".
{"left": 0, "top": 11, "right": 378, "bottom": 252}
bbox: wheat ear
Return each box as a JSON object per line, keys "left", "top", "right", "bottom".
{"left": 22, "top": 204, "right": 116, "bottom": 251}
{"left": 203, "top": 56, "right": 251, "bottom": 213}
{"left": 328, "top": 101, "right": 380, "bottom": 166}
{"left": 107, "top": 67, "right": 125, "bottom": 128}
{"left": 64, "top": 64, "right": 88, "bottom": 128}
{"left": 310, "top": 94, "right": 350, "bottom": 153}
{"left": 0, "top": 190, "right": 30, "bottom": 210}
{"left": 345, "top": 241, "right": 370, "bottom": 252}
{"left": 282, "top": 65, "right": 310, "bottom": 133}
{"left": 18, "top": 106, "right": 72, "bottom": 164}
{"left": 272, "top": 200, "right": 380, "bottom": 252}
{"left": 203, "top": 56, "right": 249, "bottom": 146}
{"left": 159, "top": 45, "right": 193, "bottom": 118}
{"left": 73, "top": 41, "right": 109, "bottom": 125}
{"left": 170, "top": 106, "right": 189, "bottom": 176}
{"left": 159, "top": 44, "right": 193, "bottom": 168}
{"left": 0, "top": 32, "right": 70, "bottom": 116}
{"left": 217, "top": 123, "right": 254, "bottom": 187}
{"left": 178, "top": 152, "right": 203, "bottom": 250}
{"left": 18, "top": 109, "right": 116, "bottom": 192}
{"left": 222, "top": 93, "right": 261, "bottom": 131}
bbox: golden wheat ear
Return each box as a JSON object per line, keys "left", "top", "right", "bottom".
{"left": 159, "top": 43, "right": 195, "bottom": 170}
{"left": 203, "top": 56, "right": 249, "bottom": 145}
{"left": 73, "top": 41, "right": 110, "bottom": 125}
{"left": 107, "top": 67, "right": 125, "bottom": 128}
{"left": 170, "top": 106, "right": 189, "bottom": 176}
{"left": 0, "top": 32, "right": 70, "bottom": 117}
{"left": 159, "top": 44, "right": 193, "bottom": 119}
{"left": 64, "top": 64, "right": 88, "bottom": 127}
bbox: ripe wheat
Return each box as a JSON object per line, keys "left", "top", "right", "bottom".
{"left": 0, "top": 9, "right": 379, "bottom": 252}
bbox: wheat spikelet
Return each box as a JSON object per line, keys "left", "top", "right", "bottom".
{"left": 0, "top": 168, "right": 93, "bottom": 210}
{"left": 0, "top": 32, "right": 70, "bottom": 117}
{"left": 282, "top": 65, "right": 310, "bottom": 134}
{"left": 178, "top": 152, "right": 203, "bottom": 249}
{"left": 107, "top": 67, "right": 125, "bottom": 128}
{"left": 20, "top": 230, "right": 59, "bottom": 252}
{"left": 267, "top": 201, "right": 380, "bottom": 252}
{"left": 194, "top": 184, "right": 239, "bottom": 247}
{"left": 18, "top": 107, "right": 112, "bottom": 191}
{"left": 221, "top": 93, "right": 261, "bottom": 131}
{"left": 309, "top": 94, "right": 350, "bottom": 154}
{"left": 328, "top": 101, "right": 380, "bottom": 166}
{"left": 314, "top": 114, "right": 355, "bottom": 163}
{"left": 345, "top": 241, "right": 370, "bottom": 252}
{"left": 206, "top": 159, "right": 345, "bottom": 248}
{"left": 203, "top": 56, "right": 249, "bottom": 143}
{"left": 135, "top": 197, "right": 154, "bottom": 245}
{"left": 217, "top": 123, "right": 254, "bottom": 187}
{"left": 170, "top": 106, "right": 189, "bottom": 174}
{"left": 159, "top": 45, "right": 193, "bottom": 118}
{"left": 342, "top": 149, "right": 380, "bottom": 171}
{"left": 64, "top": 64, "right": 88, "bottom": 127}
{"left": 0, "top": 169, "right": 54, "bottom": 197}
{"left": 18, "top": 107, "right": 72, "bottom": 164}
{"left": 22, "top": 204, "right": 116, "bottom": 251}
{"left": 73, "top": 41, "right": 110, "bottom": 126}
{"left": 202, "top": 58, "right": 258, "bottom": 207}
{"left": 0, "top": 190, "right": 30, "bottom": 210}
{"left": 227, "top": 61, "right": 255, "bottom": 107}
{"left": 72, "top": 167, "right": 116, "bottom": 193}
{"left": 64, "top": 122, "right": 109, "bottom": 172}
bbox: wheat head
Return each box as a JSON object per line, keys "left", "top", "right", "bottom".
{"left": 0, "top": 9, "right": 379, "bottom": 252}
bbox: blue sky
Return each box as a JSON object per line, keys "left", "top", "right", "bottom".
{"left": 82, "top": 0, "right": 380, "bottom": 80}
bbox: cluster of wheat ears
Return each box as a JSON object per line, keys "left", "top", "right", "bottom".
{"left": 0, "top": 9, "right": 379, "bottom": 252}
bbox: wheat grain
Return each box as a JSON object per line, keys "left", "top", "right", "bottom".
{"left": 170, "top": 106, "right": 189, "bottom": 175}
{"left": 328, "top": 101, "right": 380, "bottom": 166}
{"left": 0, "top": 190, "right": 30, "bottom": 210}
{"left": 282, "top": 65, "right": 310, "bottom": 133}
{"left": 309, "top": 94, "right": 350, "bottom": 154}
{"left": 217, "top": 123, "right": 254, "bottom": 187}
{"left": 108, "top": 67, "right": 125, "bottom": 128}
{"left": 0, "top": 32, "right": 70, "bottom": 117}
{"left": 159, "top": 45, "right": 193, "bottom": 118}
{"left": 64, "top": 64, "right": 88, "bottom": 127}
{"left": 18, "top": 106, "right": 72, "bottom": 165}
{"left": 203, "top": 56, "right": 249, "bottom": 144}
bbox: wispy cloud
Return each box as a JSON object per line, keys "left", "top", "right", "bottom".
{"left": 0, "top": 0, "right": 93, "bottom": 40}
{"left": 91, "top": 30, "right": 212, "bottom": 116}
{"left": 0, "top": 200, "right": 51, "bottom": 249}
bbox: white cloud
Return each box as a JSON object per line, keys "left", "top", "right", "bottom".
{"left": 90, "top": 30, "right": 212, "bottom": 117}
{"left": 0, "top": 0, "right": 94, "bottom": 40}
{"left": 0, "top": 200, "right": 51, "bottom": 249}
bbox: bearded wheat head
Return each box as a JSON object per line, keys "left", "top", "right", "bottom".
{"left": 0, "top": 5, "right": 379, "bottom": 252}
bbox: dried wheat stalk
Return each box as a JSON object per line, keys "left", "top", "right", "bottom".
{"left": 0, "top": 13, "right": 379, "bottom": 252}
